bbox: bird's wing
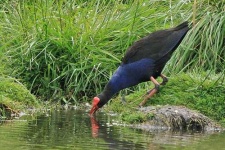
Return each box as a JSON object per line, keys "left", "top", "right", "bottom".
{"left": 122, "top": 22, "right": 189, "bottom": 64}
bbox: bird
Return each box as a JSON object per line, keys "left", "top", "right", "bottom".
{"left": 90, "top": 21, "right": 190, "bottom": 116}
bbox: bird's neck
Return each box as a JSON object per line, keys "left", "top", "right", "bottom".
{"left": 103, "top": 82, "right": 118, "bottom": 99}
{"left": 98, "top": 82, "right": 119, "bottom": 107}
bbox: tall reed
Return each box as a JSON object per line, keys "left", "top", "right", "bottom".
{"left": 165, "top": 1, "right": 225, "bottom": 75}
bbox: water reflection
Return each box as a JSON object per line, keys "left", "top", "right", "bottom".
{"left": 90, "top": 115, "right": 146, "bottom": 149}
{"left": 0, "top": 109, "right": 224, "bottom": 150}
{"left": 90, "top": 116, "right": 100, "bottom": 138}
{"left": 89, "top": 113, "right": 206, "bottom": 149}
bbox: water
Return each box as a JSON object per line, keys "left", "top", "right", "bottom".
{"left": 0, "top": 109, "right": 225, "bottom": 150}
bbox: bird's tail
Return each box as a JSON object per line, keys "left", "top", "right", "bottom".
{"left": 173, "top": 21, "right": 189, "bottom": 31}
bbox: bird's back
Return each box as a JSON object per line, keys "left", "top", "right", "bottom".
{"left": 122, "top": 21, "right": 190, "bottom": 64}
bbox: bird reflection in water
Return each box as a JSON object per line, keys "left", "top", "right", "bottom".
{"left": 89, "top": 115, "right": 146, "bottom": 149}
{"left": 90, "top": 116, "right": 99, "bottom": 138}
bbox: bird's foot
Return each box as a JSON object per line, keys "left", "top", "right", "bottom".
{"left": 138, "top": 98, "right": 148, "bottom": 108}
{"left": 134, "top": 105, "right": 143, "bottom": 111}
{"left": 160, "top": 75, "right": 168, "bottom": 85}
{"left": 138, "top": 104, "right": 143, "bottom": 108}
{"left": 160, "top": 79, "right": 168, "bottom": 85}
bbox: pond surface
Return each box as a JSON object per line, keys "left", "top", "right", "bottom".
{"left": 0, "top": 109, "right": 225, "bottom": 150}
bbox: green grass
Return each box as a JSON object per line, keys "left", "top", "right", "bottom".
{"left": 0, "top": 0, "right": 192, "bottom": 103}
{"left": 105, "top": 73, "right": 225, "bottom": 125}
{"left": 0, "top": 0, "right": 224, "bottom": 106}
{"left": 0, "top": 76, "right": 40, "bottom": 115}
{"left": 166, "top": 10, "right": 225, "bottom": 74}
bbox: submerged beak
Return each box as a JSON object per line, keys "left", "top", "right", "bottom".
{"left": 89, "top": 97, "right": 100, "bottom": 116}
{"left": 90, "top": 105, "right": 99, "bottom": 116}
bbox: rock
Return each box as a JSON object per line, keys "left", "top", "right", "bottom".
{"left": 134, "top": 105, "right": 222, "bottom": 132}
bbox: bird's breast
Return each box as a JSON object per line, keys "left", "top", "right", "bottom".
{"left": 108, "top": 58, "right": 155, "bottom": 93}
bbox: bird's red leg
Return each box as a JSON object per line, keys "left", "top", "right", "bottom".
{"left": 160, "top": 74, "right": 168, "bottom": 85}
{"left": 139, "top": 76, "right": 160, "bottom": 107}
{"left": 145, "top": 74, "right": 168, "bottom": 94}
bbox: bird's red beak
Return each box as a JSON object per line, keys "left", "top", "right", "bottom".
{"left": 89, "top": 97, "right": 100, "bottom": 116}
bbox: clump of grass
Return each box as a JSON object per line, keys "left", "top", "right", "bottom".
{"left": 105, "top": 73, "right": 225, "bottom": 125}
{"left": 166, "top": 1, "right": 225, "bottom": 74}
{"left": 0, "top": 76, "right": 39, "bottom": 115}
{"left": 121, "top": 111, "right": 155, "bottom": 124}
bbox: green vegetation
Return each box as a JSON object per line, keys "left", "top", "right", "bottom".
{"left": 105, "top": 73, "right": 225, "bottom": 125}
{"left": 0, "top": 0, "right": 224, "bottom": 121}
{"left": 0, "top": 76, "right": 39, "bottom": 116}
{"left": 0, "top": 49, "right": 39, "bottom": 116}
{"left": 167, "top": 10, "right": 225, "bottom": 74}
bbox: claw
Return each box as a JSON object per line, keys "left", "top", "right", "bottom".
{"left": 160, "top": 74, "right": 168, "bottom": 85}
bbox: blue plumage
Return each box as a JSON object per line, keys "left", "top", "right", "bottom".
{"left": 108, "top": 58, "right": 155, "bottom": 94}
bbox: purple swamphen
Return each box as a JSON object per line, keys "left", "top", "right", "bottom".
{"left": 90, "top": 21, "right": 190, "bottom": 115}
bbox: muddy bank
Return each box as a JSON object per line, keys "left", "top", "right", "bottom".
{"left": 134, "top": 105, "right": 222, "bottom": 132}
